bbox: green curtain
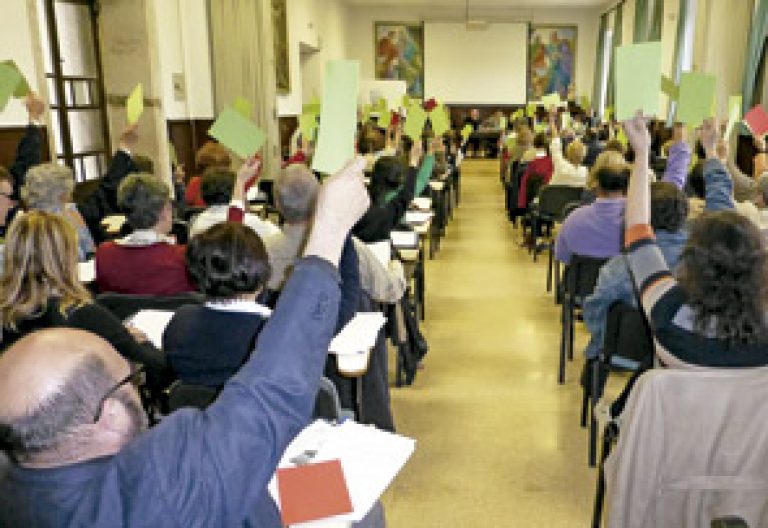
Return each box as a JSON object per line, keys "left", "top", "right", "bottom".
{"left": 667, "top": 0, "right": 690, "bottom": 124}
{"left": 648, "top": 0, "right": 664, "bottom": 41}
{"left": 593, "top": 13, "right": 608, "bottom": 116}
{"left": 606, "top": 3, "right": 624, "bottom": 108}
{"left": 742, "top": 0, "right": 768, "bottom": 112}
{"left": 634, "top": 0, "right": 649, "bottom": 43}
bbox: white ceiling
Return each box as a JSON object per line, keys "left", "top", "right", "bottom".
{"left": 343, "top": 0, "right": 606, "bottom": 7}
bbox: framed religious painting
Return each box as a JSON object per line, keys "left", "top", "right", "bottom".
{"left": 374, "top": 22, "right": 424, "bottom": 98}
{"left": 528, "top": 25, "right": 577, "bottom": 101}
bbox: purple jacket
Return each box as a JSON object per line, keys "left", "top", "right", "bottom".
{"left": 662, "top": 141, "right": 691, "bottom": 190}
{"left": 554, "top": 197, "right": 626, "bottom": 263}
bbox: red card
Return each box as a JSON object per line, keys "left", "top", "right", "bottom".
{"left": 424, "top": 98, "right": 437, "bottom": 112}
{"left": 276, "top": 459, "right": 353, "bottom": 525}
{"left": 744, "top": 104, "right": 768, "bottom": 137}
{"left": 391, "top": 112, "right": 400, "bottom": 126}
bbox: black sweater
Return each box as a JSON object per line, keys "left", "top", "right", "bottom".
{"left": 352, "top": 165, "right": 417, "bottom": 243}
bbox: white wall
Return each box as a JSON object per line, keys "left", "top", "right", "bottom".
{"left": 345, "top": 4, "right": 600, "bottom": 103}
{"left": 276, "top": 0, "right": 349, "bottom": 116}
{"left": 0, "top": 0, "right": 44, "bottom": 126}
{"left": 152, "top": 0, "right": 214, "bottom": 120}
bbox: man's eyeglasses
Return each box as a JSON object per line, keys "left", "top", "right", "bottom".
{"left": 92, "top": 365, "right": 145, "bottom": 423}
{"left": 0, "top": 193, "right": 13, "bottom": 200}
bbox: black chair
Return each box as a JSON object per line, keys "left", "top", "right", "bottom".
{"left": 96, "top": 292, "right": 205, "bottom": 320}
{"left": 547, "top": 199, "right": 582, "bottom": 294}
{"left": 505, "top": 161, "right": 527, "bottom": 225}
{"left": 712, "top": 518, "right": 750, "bottom": 528}
{"left": 526, "top": 185, "right": 584, "bottom": 263}
{"left": 582, "top": 302, "right": 654, "bottom": 466}
{"left": 558, "top": 255, "right": 607, "bottom": 384}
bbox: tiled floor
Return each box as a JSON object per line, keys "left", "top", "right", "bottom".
{"left": 381, "top": 159, "right": 606, "bottom": 527}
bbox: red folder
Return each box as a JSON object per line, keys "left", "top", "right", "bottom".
{"left": 744, "top": 104, "right": 768, "bottom": 137}
{"left": 276, "top": 459, "right": 353, "bottom": 526}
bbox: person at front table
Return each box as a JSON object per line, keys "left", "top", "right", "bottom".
{"left": 0, "top": 157, "right": 372, "bottom": 527}
{"left": 95, "top": 174, "right": 196, "bottom": 295}
{"left": 463, "top": 108, "right": 482, "bottom": 156}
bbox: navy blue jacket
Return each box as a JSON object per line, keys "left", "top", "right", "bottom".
{"left": 0, "top": 257, "right": 340, "bottom": 527}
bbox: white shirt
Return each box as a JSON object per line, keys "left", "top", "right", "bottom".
{"left": 549, "top": 137, "right": 588, "bottom": 187}
{"left": 189, "top": 204, "right": 280, "bottom": 239}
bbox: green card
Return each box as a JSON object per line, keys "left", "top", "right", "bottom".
{"left": 401, "top": 95, "right": 411, "bottom": 109}
{"left": 208, "top": 106, "right": 266, "bottom": 159}
{"left": 499, "top": 115, "right": 508, "bottom": 130}
{"left": 676, "top": 72, "right": 716, "bottom": 126}
{"left": 233, "top": 97, "right": 252, "bottom": 119}
{"left": 561, "top": 111, "right": 572, "bottom": 130}
{"left": 0, "top": 63, "right": 22, "bottom": 112}
{"left": 303, "top": 96, "right": 321, "bottom": 116}
{"left": 534, "top": 121, "right": 547, "bottom": 134}
{"left": 724, "top": 95, "right": 742, "bottom": 141}
{"left": 660, "top": 75, "right": 679, "bottom": 101}
{"left": 298, "top": 112, "right": 318, "bottom": 140}
{"left": 616, "top": 126, "right": 629, "bottom": 147}
{"left": 1, "top": 60, "right": 29, "bottom": 98}
{"left": 615, "top": 42, "right": 662, "bottom": 120}
{"left": 168, "top": 141, "right": 178, "bottom": 166}
{"left": 604, "top": 106, "right": 614, "bottom": 122}
{"left": 312, "top": 60, "right": 360, "bottom": 174}
{"left": 361, "top": 104, "right": 372, "bottom": 123}
{"left": 378, "top": 109, "right": 392, "bottom": 129}
{"left": 579, "top": 95, "right": 591, "bottom": 110}
{"left": 526, "top": 103, "right": 537, "bottom": 118}
{"left": 404, "top": 103, "right": 427, "bottom": 141}
{"left": 505, "top": 136, "right": 517, "bottom": 150}
{"left": 461, "top": 123, "right": 473, "bottom": 141}
{"left": 126, "top": 83, "right": 144, "bottom": 125}
{"left": 541, "top": 92, "right": 562, "bottom": 108}
{"left": 429, "top": 104, "right": 451, "bottom": 137}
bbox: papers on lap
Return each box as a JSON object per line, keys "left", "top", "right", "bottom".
{"left": 126, "top": 310, "right": 175, "bottom": 349}
{"left": 411, "top": 197, "right": 432, "bottom": 210}
{"left": 404, "top": 210, "right": 433, "bottom": 225}
{"left": 329, "top": 312, "right": 386, "bottom": 356}
{"left": 269, "top": 420, "right": 416, "bottom": 525}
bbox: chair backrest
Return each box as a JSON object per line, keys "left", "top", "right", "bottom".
{"left": 604, "top": 302, "right": 654, "bottom": 364}
{"left": 167, "top": 381, "right": 218, "bottom": 412}
{"left": 563, "top": 254, "right": 608, "bottom": 297}
{"left": 96, "top": 292, "right": 205, "bottom": 320}
{"left": 606, "top": 368, "right": 768, "bottom": 527}
{"left": 537, "top": 185, "right": 585, "bottom": 220}
{"left": 72, "top": 178, "right": 102, "bottom": 207}
{"left": 524, "top": 173, "right": 546, "bottom": 209}
{"left": 313, "top": 377, "right": 343, "bottom": 421}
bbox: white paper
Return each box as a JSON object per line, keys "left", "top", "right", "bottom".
{"left": 269, "top": 420, "right": 416, "bottom": 525}
{"left": 101, "top": 214, "right": 126, "bottom": 233}
{"left": 246, "top": 185, "right": 266, "bottom": 202}
{"left": 404, "top": 211, "right": 433, "bottom": 225}
{"left": 329, "top": 312, "right": 386, "bottom": 356}
{"left": 78, "top": 260, "right": 96, "bottom": 283}
{"left": 126, "top": 310, "right": 175, "bottom": 349}
{"left": 365, "top": 241, "right": 391, "bottom": 268}
{"left": 411, "top": 197, "right": 432, "bottom": 210}
{"left": 390, "top": 230, "right": 418, "bottom": 248}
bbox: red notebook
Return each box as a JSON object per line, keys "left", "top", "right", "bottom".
{"left": 276, "top": 459, "right": 353, "bottom": 525}
{"left": 744, "top": 104, "right": 768, "bottom": 137}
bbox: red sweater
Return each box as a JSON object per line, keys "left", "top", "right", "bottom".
{"left": 96, "top": 242, "right": 196, "bottom": 295}
{"left": 517, "top": 155, "right": 554, "bottom": 208}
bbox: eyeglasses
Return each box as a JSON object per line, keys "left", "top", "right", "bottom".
{"left": 0, "top": 193, "right": 13, "bottom": 200}
{"left": 92, "top": 365, "right": 145, "bottom": 423}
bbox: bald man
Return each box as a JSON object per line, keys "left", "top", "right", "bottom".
{"left": 0, "top": 157, "right": 371, "bottom": 526}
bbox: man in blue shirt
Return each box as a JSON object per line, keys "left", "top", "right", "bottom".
{"left": 0, "top": 157, "right": 372, "bottom": 527}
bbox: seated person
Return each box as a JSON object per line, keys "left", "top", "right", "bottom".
{"left": 164, "top": 223, "right": 272, "bottom": 389}
{"left": 266, "top": 164, "right": 405, "bottom": 302}
{"left": 582, "top": 128, "right": 603, "bottom": 168}
{"left": 189, "top": 168, "right": 279, "bottom": 239}
{"left": 554, "top": 156, "right": 629, "bottom": 264}
{"left": 583, "top": 182, "right": 689, "bottom": 361}
{"left": 353, "top": 139, "right": 434, "bottom": 243}
{"left": 0, "top": 169, "right": 19, "bottom": 240}
{"left": 96, "top": 174, "right": 196, "bottom": 295}
{"left": 0, "top": 211, "right": 166, "bottom": 380}
{"left": 661, "top": 123, "right": 691, "bottom": 190}
{"left": 184, "top": 141, "right": 231, "bottom": 208}
{"left": 0, "top": 157, "right": 380, "bottom": 526}
{"left": 517, "top": 132, "right": 554, "bottom": 209}
{"left": 548, "top": 110, "right": 587, "bottom": 187}
{"left": 21, "top": 163, "right": 95, "bottom": 261}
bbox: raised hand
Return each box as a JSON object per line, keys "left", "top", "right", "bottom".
{"left": 25, "top": 93, "right": 45, "bottom": 122}
{"left": 622, "top": 111, "right": 651, "bottom": 154}
{"left": 237, "top": 155, "right": 262, "bottom": 184}
{"left": 409, "top": 137, "right": 423, "bottom": 167}
{"left": 118, "top": 123, "right": 139, "bottom": 152}
{"left": 699, "top": 118, "right": 719, "bottom": 160}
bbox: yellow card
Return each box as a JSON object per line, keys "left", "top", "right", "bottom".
{"left": 126, "top": 83, "right": 144, "bottom": 125}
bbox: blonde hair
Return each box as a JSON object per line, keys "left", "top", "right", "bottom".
{"left": 588, "top": 150, "right": 629, "bottom": 189}
{"left": 21, "top": 163, "right": 74, "bottom": 211}
{"left": 0, "top": 211, "right": 91, "bottom": 331}
{"left": 566, "top": 140, "right": 586, "bottom": 166}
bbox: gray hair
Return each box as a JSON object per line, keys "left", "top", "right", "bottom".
{"left": 118, "top": 173, "right": 170, "bottom": 229}
{"left": 275, "top": 164, "right": 319, "bottom": 223}
{"left": 21, "top": 163, "right": 74, "bottom": 211}
{"left": 0, "top": 355, "right": 112, "bottom": 463}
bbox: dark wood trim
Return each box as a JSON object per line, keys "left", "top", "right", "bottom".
{"left": 167, "top": 119, "right": 215, "bottom": 178}
{"left": 0, "top": 126, "right": 51, "bottom": 169}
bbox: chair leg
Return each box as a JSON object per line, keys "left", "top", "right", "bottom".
{"left": 567, "top": 307, "right": 575, "bottom": 361}
{"left": 558, "top": 298, "right": 569, "bottom": 384}
{"left": 592, "top": 423, "right": 617, "bottom": 528}
{"left": 580, "top": 362, "right": 590, "bottom": 428}
{"left": 546, "top": 244, "right": 553, "bottom": 293}
{"left": 588, "top": 359, "right": 603, "bottom": 467}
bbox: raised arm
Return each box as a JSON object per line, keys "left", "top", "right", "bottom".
{"left": 413, "top": 138, "right": 437, "bottom": 197}
{"left": 227, "top": 155, "right": 261, "bottom": 223}
{"left": 9, "top": 93, "right": 45, "bottom": 196}
{"left": 662, "top": 124, "right": 690, "bottom": 190}
{"left": 701, "top": 120, "right": 735, "bottom": 212}
{"left": 146, "top": 157, "right": 370, "bottom": 525}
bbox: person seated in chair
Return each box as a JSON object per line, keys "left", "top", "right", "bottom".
{"left": 554, "top": 156, "right": 629, "bottom": 264}
{"left": 517, "top": 132, "right": 554, "bottom": 210}
{"left": 0, "top": 157, "right": 381, "bottom": 526}
{"left": 164, "top": 222, "right": 272, "bottom": 390}
{"left": 548, "top": 109, "right": 587, "bottom": 187}
{"left": 0, "top": 211, "right": 166, "bottom": 382}
{"left": 188, "top": 168, "right": 279, "bottom": 239}
{"left": 95, "top": 174, "right": 196, "bottom": 295}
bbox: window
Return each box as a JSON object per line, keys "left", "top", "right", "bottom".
{"left": 599, "top": 28, "right": 613, "bottom": 116}
{"left": 37, "top": 0, "right": 110, "bottom": 182}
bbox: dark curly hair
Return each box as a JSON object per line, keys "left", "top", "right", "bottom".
{"left": 200, "top": 169, "right": 235, "bottom": 206}
{"left": 186, "top": 222, "right": 271, "bottom": 300}
{"left": 650, "top": 182, "right": 688, "bottom": 232}
{"left": 678, "top": 210, "right": 768, "bottom": 345}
